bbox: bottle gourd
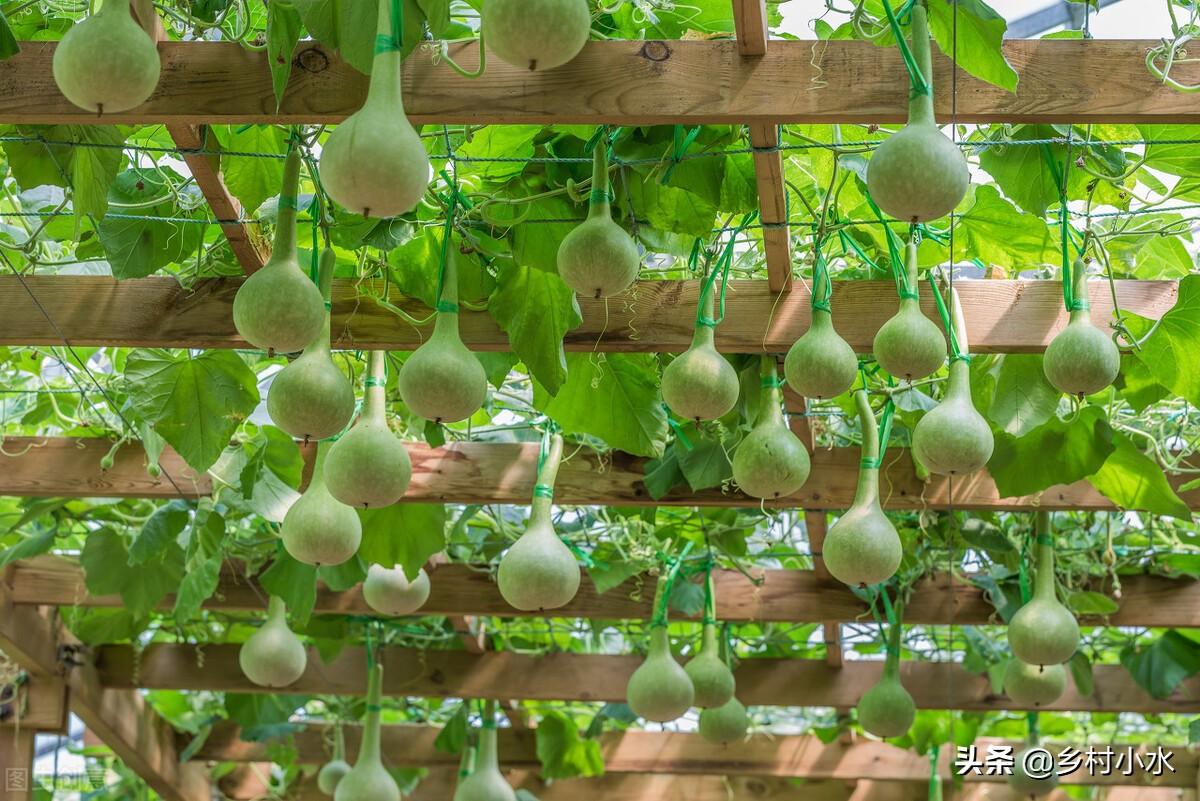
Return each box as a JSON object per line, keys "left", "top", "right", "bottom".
{"left": 627, "top": 577, "right": 695, "bottom": 722}
{"left": 661, "top": 283, "right": 739, "bottom": 422}
{"left": 873, "top": 239, "right": 947, "bottom": 382}
{"left": 784, "top": 260, "right": 857, "bottom": 400}
{"left": 238, "top": 595, "right": 307, "bottom": 688}
{"left": 280, "top": 442, "right": 362, "bottom": 567}
{"left": 855, "top": 618, "right": 915, "bottom": 738}
{"left": 698, "top": 696, "right": 749, "bottom": 745}
{"left": 1009, "top": 736, "right": 1059, "bottom": 798}
{"left": 334, "top": 663, "right": 401, "bottom": 801}
{"left": 684, "top": 622, "right": 736, "bottom": 709}
{"left": 1004, "top": 659, "right": 1067, "bottom": 708}
{"left": 1043, "top": 259, "right": 1119, "bottom": 397}
{"left": 453, "top": 701, "right": 516, "bottom": 801}
{"left": 557, "top": 142, "right": 640, "bottom": 298}
{"left": 1008, "top": 513, "right": 1080, "bottom": 667}
{"left": 732, "top": 357, "right": 811, "bottom": 499}
{"left": 53, "top": 0, "right": 161, "bottom": 115}
{"left": 317, "top": 726, "right": 351, "bottom": 795}
{"left": 362, "top": 564, "right": 431, "bottom": 617}
{"left": 484, "top": 0, "right": 591, "bottom": 72}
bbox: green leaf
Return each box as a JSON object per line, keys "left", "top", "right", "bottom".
{"left": 488, "top": 261, "right": 582, "bottom": 395}
{"left": 218, "top": 125, "right": 287, "bottom": 213}
{"left": 1120, "top": 630, "right": 1200, "bottom": 699}
{"left": 173, "top": 509, "right": 226, "bottom": 623}
{"left": 130, "top": 500, "right": 190, "bottom": 565}
{"left": 1129, "top": 275, "right": 1200, "bottom": 406}
{"left": 535, "top": 710, "right": 605, "bottom": 779}
{"left": 642, "top": 450, "right": 685, "bottom": 500}
{"left": 224, "top": 694, "right": 308, "bottom": 739}
{"left": 1069, "top": 651, "right": 1094, "bottom": 697}
{"left": 433, "top": 703, "right": 469, "bottom": 754}
{"left": 69, "top": 126, "right": 126, "bottom": 226}
{"left": 926, "top": 0, "right": 1017, "bottom": 92}
{"left": 61, "top": 608, "right": 147, "bottom": 645}
{"left": 623, "top": 174, "right": 718, "bottom": 238}
{"left": 510, "top": 196, "right": 579, "bottom": 273}
{"left": 0, "top": 11, "right": 20, "bottom": 60}
{"left": 98, "top": 168, "right": 202, "bottom": 279}
{"left": 0, "top": 527, "right": 57, "bottom": 571}
{"left": 987, "top": 406, "right": 1114, "bottom": 497}
{"left": 977, "top": 126, "right": 1086, "bottom": 216}
{"left": 81, "top": 529, "right": 132, "bottom": 597}
{"left": 125, "top": 349, "right": 259, "bottom": 474}
{"left": 669, "top": 579, "right": 705, "bottom": 617}
{"left": 718, "top": 153, "right": 759, "bottom": 213}
{"left": 459, "top": 126, "right": 541, "bottom": 180}
{"left": 260, "top": 548, "right": 319, "bottom": 626}
{"left": 1139, "top": 124, "right": 1200, "bottom": 177}
{"left": 81, "top": 529, "right": 182, "bottom": 618}
{"left": 1066, "top": 590, "right": 1119, "bottom": 616}
{"left": 1087, "top": 432, "right": 1191, "bottom": 518}
{"left": 948, "top": 185, "right": 1058, "bottom": 268}
{"left": 675, "top": 428, "right": 731, "bottom": 492}
{"left": 986, "top": 354, "right": 1060, "bottom": 437}
{"left": 357, "top": 504, "right": 446, "bottom": 579}
{"left": 290, "top": 0, "right": 380, "bottom": 73}
{"left": 538, "top": 354, "right": 668, "bottom": 458}
{"left": 587, "top": 559, "right": 644, "bottom": 595}
{"left": 266, "top": 1, "right": 302, "bottom": 109}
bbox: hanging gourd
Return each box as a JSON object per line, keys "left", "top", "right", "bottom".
{"left": 325, "top": 350, "right": 413, "bottom": 509}
{"left": 453, "top": 701, "right": 516, "bottom": 801}
{"left": 683, "top": 569, "right": 735, "bottom": 709}
{"left": 698, "top": 696, "right": 749, "bottom": 745}
{"left": 232, "top": 142, "right": 326, "bottom": 355}
{"left": 823, "top": 389, "right": 903, "bottom": 588}
{"left": 732, "top": 356, "right": 811, "bottom": 500}
{"left": 398, "top": 202, "right": 488, "bottom": 424}
{"left": 497, "top": 427, "right": 581, "bottom": 612}
{"left": 238, "top": 595, "right": 307, "bottom": 688}
{"left": 1043, "top": 257, "right": 1119, "bottom": 397}
{"left": 483, "top": 0, "right": 591, "bottom": 72}
{"left": 334, "top": 659, "right": 401, "bottom": 801}
{"left": 873, "top": 233, "right": 947, "bottom": 382}
{"left": 626, "top": 550, "right": 696, "bottom": 722}
{"left": 1009, "top": 717, "right": 1059, "bottom": 798}
{"left": 785, "top": 242, "right": 858, "bottom": 400}
{"left": 320, "top": 0, "right": 431, "bottom": 219}
{"left": 557, "top": 131, "right": 641, "bottom": 298}
{"left": 1008, "top": 512, "right": 1079, "bottom": 668}
{"left": 855, "top": 591, "right": 915, "bottom": 738}
{"left": 317, "top": 724, "right": 352, "bottom": 795}
{"left": 1004, "top": 659, "right": 1067, "bottom": 708}
{"left": 267, "top": 248, "right": 356, "bottom": 441}
{"left": 910, "top": 280, "right": 994, "bottom": 476}
{"left": 362, "top": 564, "right": 431, "bottom": 617}
{"left": 280, "top": 441, "right": 362, "bottom": 567}
{"left": 865, "top": 0, "right": 968, "bottom": 223}
{"left": 53, "top": 0, "right": 161, "bottom": 115}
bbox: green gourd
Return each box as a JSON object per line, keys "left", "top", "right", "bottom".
{"left": 661, "top": 286, "right": 739, "bottom": 422}
{"left": 497, "top": 434, "right": 581, "bottom": 611}
{"left": 398, "top": 248, "right": 488, "bottom": 424}
{"left": 362, "top": 564, "right": 431, "bottom": 617}
{"left": 784, "top": 263, "right": 857, "bottom": 400}
{"left": 1009, "top": 740, "right": 1059, "bottom": 798}
{"left": 1008, "top": 513, "right": 1079, "bottom": 667}
{"left": 280, "top": 442, "right": 362, "bottom": 567}
{"left": 320, "top": 0, "right": 430, "bottom": 218}
{"left": 52, "top": 0, "right": 161, "bottom": 115}
{"left": 317, "top": 727, "right": 351, "bottom": 795}
{"left": 238, "top": 595, "right": 307, "bottom": 688}
{"left": 823, "top": 391, "right": 902, "bottom": 587}
{"left": 1004, "top": 659, "right": 1067, "bottom": 708}
{"left": 684, "top": 622, "right": 735, "bottom": 709}
{"left": 453, "top": 702, "right": 516, "bottom": 801}
{"left": 627, "top": 579, "right": 695, "bottom": 722}
{"left": 912, "top": 358, "right": 993, "bottom": 476}
{"left": 873, "top": 239, "right": 947, "bottom": 381}
{"left": 865, "top": 2, "right": 968, "bottom": 223}
{"left": 334, "top": 663, "right": 400, "bottom": 801}
{"left": 855, "top": 619, "right": 915, "bottom": 738}
{"left": 732, "top": 357, "right": 811, "bottom": 500}
{"left": 698, "top": 696, "right": 749, "bottom": 745}
{"left": 484, "top": 0, "right": 591, "bottom": 72}
{"left": 232, "top": 147, "right": 326, "bottom": 354}
{"left": 325, "top": 350, "right": 412, "bottom": 508}
{"left": 557, "top": 143, "right": 640, "bottom": 298}
{"left": 267, "top": 249, "right": 356, "bottom": 441}
{"left": 1043, "top": 259, "right": 1119, "bottom": 397}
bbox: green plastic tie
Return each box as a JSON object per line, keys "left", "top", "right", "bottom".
{"left": 811, "top": 242, "right": 833, "bottom": 313}
{"left": 1036, "top": 532, "right": 1054, "bottom": 547}
{"left": 374, "top": 0, "right": 404, "bottom": 53}
{"left": 695, "top": 211, "right": 757, "bottom": 330}
{"left": 436, "top": 300, "right": 460, "bottom": 313}
{"left": 1018, "top": 534, "right": 1032, "bottom": 605}
{"left": 533, "top": 484, "right": 554, "bottom": 499}
{"left": 278, "top": 194, "right": 299, "bottom": 211}
{"left": 661, "top": 125, "right": 702, "bottom": 184}
{"left": 866, "top": 196, "right": 912, "bottom": 299}
{"left": 589, "top": 189, "right": 615, "bottom": 204}
{"left": 364, "top": 376, "right": 386, "bottom": 388}
{"left": 860, "top": 398, "right": 895, "bottom": 470}
{"left": 561, "top": 536, "right": 595, "bottom": 568}
{"left": 664, "top": 403, "right": 693, "bottom": 450}
{"left": 701, "top": 560, "right": 716, "bottom": 625}
{"left": 760, "top": 376, "right": 786, "bottom": 389}
{"left": 881, "top": 0, "right": 931, "bottom": 98}
{"left": 435, "top": 171, "right": 462, "bottom": 314}
{"left": 926, "top": 274, "right": 964, "bottom": 360}
{"left": 650, "top": 541, "right": 696, "bottom": 628}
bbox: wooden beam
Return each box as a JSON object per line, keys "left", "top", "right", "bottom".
{"left": 0, "top": 676, "right": 68, "bottom": 733}
{"left": 732, "top": 0, "right": 769, "bottom": 57}
{"left": 1, "top": 40, "right": 1197, "bottom": 125}
{"left": 0, "top": 728, "right": 35, "bottom": 801}
{"left": 194, "top": 725, "right": 1195, "bottom": 787}
{"left": 13, "top": 556, "right": 1197, "bottom": 628}
{"left": 95, "top": 643, "right": 1200, "bottom": 714}
{"left": 0, "top": 277, "right": 1173, "bottom": 353}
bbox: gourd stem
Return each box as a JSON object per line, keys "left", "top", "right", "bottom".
{"left": 588, "top": 144, "right": 612, "bottom": 220}
{"left": 945, "top": 358, "right": 970, "bottom": 401}
{"left": 273, "top": 148, "right": 302, "bottom": 261}
{"left": 1069, "top": 259, "right": 1091, "bottom": 324}
{"left": 360, "top": 663, "right": 384, "bottom": 762}
{"left": 317, "top": 247, "right": 336, "bottom": 301}
{"left": 901, "top": 239, "right": 921, "bottom": 308}
{"left": 434, "top": 247, "right": 462, "bottom": 339}
{"left": 757, "top": 355, "right": 785, "bottom": 427}
{"left": 908, "top": 3, "right": 935, "bottom": 126}
{"left": 853, "top": 390, "right": 881, "bottom": 508}
{"left": 334, "top": 723, "right": 345, "bottom": 762}
{"left": 479, "top": 700, "right": 499, "bottom": 769}
{"left": 883, "top": 615, "right": 903, "bottom": 677}
{"left": 310, "top": 441, "right": 330, "bottom": 489}
{"left": 364, "top": 350, "right": 388, "bottom": 423}
{"left": 1034, "top": 512, "right": 1056, "bottom": 602}
{"left": 368, "top": 0, "right": 403, "bottom": 105}
{"left": 692, "top": 281, "right": 717, "bottom": 348}
{"left": 531, "top": 433, "right": 563, "bottom": 518}
{"left": 949, "top": 285, "right": 970, "bottom": 354}
{"left": 266, "top": 594, "right": 287, "bottom": 622}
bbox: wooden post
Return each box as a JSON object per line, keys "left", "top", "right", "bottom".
{"left": 0, "top": 729, "right": 35, "bottom": 801}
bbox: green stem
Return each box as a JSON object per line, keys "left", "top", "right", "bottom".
{"left": 274, "top": 147, "right": 302, "bottom": 259}
{"left": 589, "top": 143, "right": 612, "bottom": 220}
{"left": 908, "top": 3, "right": 935, "bottom": 126}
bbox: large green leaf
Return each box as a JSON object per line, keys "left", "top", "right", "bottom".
{"left": 81, "top": 528, "right": 183, "bottom": 618}
{"left": 539, "top": 353, "right": 669, "bottom": 458}
{"left": 1087, "top": 431, "right": 1192, "bottom": 518}
{"left": 488, "top": 261, "right": 582, "bottom": 395}
{"left": 1139, "top": 124, "right": 1200, "bottom": 177}
{"left": 98, "top": 168, "right": 203, "bottom": 279}
{"left": 218, "top": 125, "right": 287, "bottom": 214}
{"left": 987, "top": 406, "right": 1114, "bottom": 497}
{"left": 623, "top": 174, "right": 718, "bottom": 238}
{"left": 70, "top": 126, "right": 126, "bottom": 226}
{"left": 173, "top": 508, "right": 226, "bottom": 623}
{"left": 1128, "top": 275, "right": 1200, "bottom": 406}
{"left": 926, "top": 0, "right": 1017, "bottom": 93}
{"left": 357, "top": 503, "right": 447, "bottom": 580}
{"left": 265, "top": 1, "right": 302, "bottom": 109}
{"left": 536, "top": 710, "right": 605, "bottom": 779}
{"left": 1121, "top": 630, "right": 1200, "bottom": 699}
{"left": 948, "top": 185, "right": 1058, "bottom": 268}
{"left": 459, "top": 126, "right": 541, "bottom": 180}
{"left": 124, "top": 349, "right": 260, "bottom": 474}
{"left": 986, "top": 354, "right": 1060, "bottom": 437}
{"left": 259, "top": 547, "right": 319, "bottom": 625}
{"left": 290, "top": 0, "right": 381, "bottom": 73}
{"left": 976, "top": 126, "right": 1088, "bottom": 216}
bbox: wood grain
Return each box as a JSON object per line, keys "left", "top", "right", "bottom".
{"left": 1, "top": 676, "right": 68, "bottom": 733}
{"left": 0, "top": 277, "right": 1175, "bottom": 353}
{"left": 1, "top": 40, "right": 1198, "bottom": 125}
{"left": 12, "top": 556, "right": 1199, "bottom": 628}
{"left": 749, "top": 124, "right": 793, "bottom": 292}
{"left": 0, "top": 729, "right": 35, "bottom": 801}
{"left": 95, "top": 643, "right": 1200, "bottom": 714}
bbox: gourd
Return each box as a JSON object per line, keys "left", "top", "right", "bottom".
{"left": 823, "top": 391, "right": 903, "bottom": 587}
{"left": 684, "top": 622, "right": 735, "bottom": 709}
{"left": 1009, "top": 739, "right": 1059, "bottom": 798}
{"left": 484, "top": 0, "right": 591, "bottom": 72}
{"left": 334, "top": 663, "right": 400, "bottom": 801}
{"left": 52, "top": 0, "right": 161, "bottom": 115}
{"left": 1004, "top": 659, "right": 1067, "bottom": 708}
{"left": 865, "top": 2, "right": 968, "bottom": 223}
{"left": 557, "top": 141, "right": 640, "bottom": 298}
{"left": 627, "top": 576, "right": 695, "bottom": 722}
{"left": 911, "top": 288, "right": 993, "bottom": 475}
{"left": 325, "top": 350, "right": 413, "bottom": 508}
{"left": 238, "top": 596, "right": 306, "bottom": 688}
{"left": 232, "top": 147, "right": 326, "bottom": 354}
{"left": 267, "top": 248, "right": 356, "bottom": 441}
{"left": 873, "top": 239, "right": 947, "bottom": 381}
{"left": 784, "top": 259, "right": 857, "bottom": 400}
{"left": 1043, "top": 259, "right": 1119, "bottom": 397}
{"left": 397, "top": 248, "right": 488, "bottom": 424}
{"left": 661, "top": 283, "right": 739, "bottom": 423}
{"left": 317, "top": 726, "right": 351, "bottom": 795}
{"left": 280, "top": 442, "right": 362, "bottom": 567}
{"left": 497, "top": 433, "right": 581, "bottom": 611}
{"left": 855, "top": 618, "right": 915, "bottom": 738}
{"left": 698, "top": 696, "right": 749, "bottom": 745}
{"left": 1008, "top": 512, "right": 1079, "bottom": 667}
{"left": 320, "top": 0, "right": 430, "bottom": 218}
{"left": 732, "top": 356, "right": 811, "bottom": 500}
{"left": 362, "top": 564, "right": 431, "bottom": 617}
{"left": 453, "top": 702, "right": 516, "bottom": 801}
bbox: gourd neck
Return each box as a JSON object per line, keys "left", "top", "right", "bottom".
{"left": 945, "top": 358, "right": 971, "bottom": 402}
{"left": 478, "top": 701, "right": 500, "bottom": 771}
{"left": 310, "top": 442, "right": 330, "bottom": 490}
{"left": 588, "top": 144, "right": 613, "bottom": 220}
{"left": 692, "top": 284, "right": 718, "bottom": 348}
{"left": 701, "top": 622, "right": 720, "bottom": 655}
{"left": 901, "top": 240, "right": 921, "bottom": 307}
{"left": 363, "top": 350, "right": 389, "bottom": 424}
{"left": 1033, "top": 512, "right": 1057, "bottom": 602}
{"left": 907, "top": 3, "right": 936, "bottom": 127}
{"left": 1068, "top": 259, "right": 1092, "bottom": 325}
{"left": 266, "top": 595, "right": 287, "bottom": 625}
{"left": 305, "top": 246, "right": 334, "bottom": 356}
{"left": 853, "top": 390, "right": 881, "bottom": 508}
{"left": 530, "top": 433, "right": 563, "bottom": 522}
{"left": 433, "top": 245, "right": 462, "bottom": 339}
{"left": 334, "top": 724, "right": 346, "bottom": 762}
{"left": 359, "top": 663, "right": 384, "bottom": 763}
{"left": 367, "top": 0, "right": 404, "bottom": 108}
{"left": 271, "top": 148, "right": 302, "bottom": 264}
{"left": 100, "top": 0, "right": 133, "bottom": 18}
{"left": 757, "top": 356, "right": 785, "bottom": 428}
{"left": 648, "top": 624, "right": 670, "bottom": 656}
{"left": 883, "top": 620, "right": 902, "bottom": 677}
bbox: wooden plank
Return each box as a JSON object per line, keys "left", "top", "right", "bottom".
{"left": 13, "top": 556, "right": 1198, "bottom": 628}
{"left": 1, "top": 40, "right": 1198, "bottom": 125}
{"left": 0, "top": 277, "right": 1173, "bottom": 354}
{"left": 166, "top": 125, "right": 267, "bottom": 274}
{"left": 750, "top": 125, "right": 792, "bottom": 292}
{"left": 96, "top": 643, "right": 1200, "bottom": 714}
{"left": 732, "top": 0, "right": 769, "bottom": 57}
{"left": 0, "top": 728, "right": 35, "bottom": 801}
{"left": 194, "top": 725, "right": 1195, "bottom": 787}
{"left": 0, "top": 676, "right": 68, "bottom": 733}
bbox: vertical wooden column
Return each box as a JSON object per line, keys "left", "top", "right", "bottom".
{"left": 0, "top": 728, "right": 35, "bottom": 801}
